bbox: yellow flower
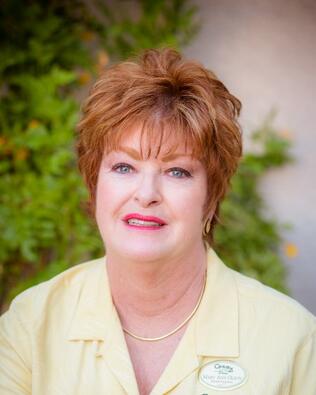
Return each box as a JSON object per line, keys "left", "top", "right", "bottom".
{"left": 284, "top": 243, "right": 298, "bottom": 258}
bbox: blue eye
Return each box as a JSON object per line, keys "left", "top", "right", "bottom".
{"left": 169, "top": 167, "right": 192, "bottom": 178}
{"left": 112, "top": 163, "right": 133, "bottom": 174}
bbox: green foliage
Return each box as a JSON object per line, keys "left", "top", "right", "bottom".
{"left": 0, "top": 0, "right": 200, "bottom": 311}
{"left": 90, "top": 0, "right": 199, "bottom": 58}
{"left": 214, "top": 114, "right": 293, "bottom": 293}
{"left": 0, "top": 1, "right": 103, "bottom": 309}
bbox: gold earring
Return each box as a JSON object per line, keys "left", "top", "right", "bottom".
{"left": 202, "top": 218, "right": 211, "bottom": 237}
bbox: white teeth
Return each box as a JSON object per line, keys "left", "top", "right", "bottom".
{"left": 127, "top": 219, "right": 162, "bottom": 226}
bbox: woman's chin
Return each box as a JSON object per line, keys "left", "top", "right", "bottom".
{"left": 117, "top": 243, "right": 172, "bottom": 263}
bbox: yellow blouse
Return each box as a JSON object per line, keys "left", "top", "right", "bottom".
{"left": 1, "top": 248, "right": 315, "bottom": 394}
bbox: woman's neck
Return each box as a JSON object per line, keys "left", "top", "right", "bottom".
{"left": 105, "top": 244, "right": 208, "bottom": 336}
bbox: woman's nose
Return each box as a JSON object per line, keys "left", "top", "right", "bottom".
{"left": 134, "top": 174, "right": 162, "bottom": 207}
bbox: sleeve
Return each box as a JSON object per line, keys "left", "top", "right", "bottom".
{"left": 0, "top": 303, "right": 32, "bottom": 395}
{"left": 289, "top": 327, "right": 316, "bottom": 395}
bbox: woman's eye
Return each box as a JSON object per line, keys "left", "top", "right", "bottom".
{"left": 168, "top": 167, "right": 192, "bottom": 178}
{"left": 112, "top": 163, "right": 133, "bottom": 174}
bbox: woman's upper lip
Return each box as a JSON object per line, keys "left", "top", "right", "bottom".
{"left": 123, "top": 213, "right": 166, "bottom": 225}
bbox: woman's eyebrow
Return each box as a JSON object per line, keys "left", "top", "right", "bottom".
{"left": 115, "top": 146, "right": 193, "bottom": 162}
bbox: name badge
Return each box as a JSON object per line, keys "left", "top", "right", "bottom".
{"left": 199, "top": 360, "right": 247, "bottom": 391}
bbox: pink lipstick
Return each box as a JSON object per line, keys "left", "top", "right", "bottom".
{"left": 123, "top": 213, "right": 166, "bottom": 230}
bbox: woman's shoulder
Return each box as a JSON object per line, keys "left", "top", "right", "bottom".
{"left": 1, "top": 257, "right": 106, "bottom": 328}
{"left": 229, "top": 266, "right": 316, "bottom": 336}
{"left": 209, "top": 248, "right": 316, "bottom": 331}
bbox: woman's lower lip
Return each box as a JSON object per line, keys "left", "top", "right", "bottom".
{"left": 124, "top": 222, "right": 165, "bottom": 230}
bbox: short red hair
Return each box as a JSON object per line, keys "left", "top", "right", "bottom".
{"left": 77, "top": 48, "right": 242, "bottom": 245}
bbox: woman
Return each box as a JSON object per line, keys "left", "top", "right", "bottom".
{"left": 0, "top": 48, "right": 315, "bottom": 395}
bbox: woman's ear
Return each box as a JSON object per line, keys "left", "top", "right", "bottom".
{"left": 202, "top": 204, "right": 216, "bottom": 224}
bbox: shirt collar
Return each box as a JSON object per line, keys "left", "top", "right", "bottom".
{"left": 67, "top": 248, "right": 239, "bottom": 358}
{"left": 67, "top": 257, "right": 111, "bottom": 341}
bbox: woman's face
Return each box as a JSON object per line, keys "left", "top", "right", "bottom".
{"left": 95, "top": 127, "right": 209, "bottom": 263}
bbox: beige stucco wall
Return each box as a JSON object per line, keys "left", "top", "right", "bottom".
{"left": 184, "top": 0, "right": 316, "bottom": 313}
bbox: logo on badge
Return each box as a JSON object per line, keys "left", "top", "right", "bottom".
{"left": 199, "top": 360, "right": 247, "bottom": 391}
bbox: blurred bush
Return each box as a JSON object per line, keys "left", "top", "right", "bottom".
{"left": 0, "top": 0, "right": 99, "bottom": 311}
{"left": 0, "top": 0, "right": 291, "bottom": 312}
{"left": 215, "top": 114, "right": 292, "bottom": 293}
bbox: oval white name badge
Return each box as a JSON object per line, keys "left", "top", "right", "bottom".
{"left": 199, "top": 360, "right": 247, "bottom": 391}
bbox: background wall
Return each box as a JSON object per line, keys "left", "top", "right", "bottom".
{"left": 184, "top": 0, "right": 316, "bottom": 314}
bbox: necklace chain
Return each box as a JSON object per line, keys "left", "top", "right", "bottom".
{"left": 122, "top": 269, "right": 207, "bottom": 342}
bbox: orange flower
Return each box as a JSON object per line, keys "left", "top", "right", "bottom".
{"left": 97, "top": 50, "right": 109, "bottom": 67}
{"left": 80, "top": 30, "right": 96, "bottom": 42}
{"left": 96, "top": 50, "right": 110, "bottom": 75}
{"left": 0, "top": 136, "right": 7, "bottom": 146}
{"left": 284, "top": 243, "right": 298, "bottom": 258}
{"left": 15, "top": 148, "right": 29, "bottom": 161}
{"left": 278, "top": 130, "right": 292, "bottom": 140}
{"left": 28, "top": 119, "right": 40, "bottom": 129}
{"left": 0, "top": 137, "right": 12, "bottom": 154}
{"left": 78, "top": 71, "right": 92, "bottom": 85}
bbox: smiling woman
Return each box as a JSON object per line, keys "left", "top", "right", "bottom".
{"left": 77, "top": 48, "right": 242, "bottom": 247}
{"left": 0, "top": 48, "right": 315, "bottom": 395}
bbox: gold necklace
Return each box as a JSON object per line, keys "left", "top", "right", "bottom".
{"left": 122, "top": 270, "right": 207, "bottom": 342}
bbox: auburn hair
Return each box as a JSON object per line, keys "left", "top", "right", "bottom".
{"left": 77, "top": 47, "right": 242, "bottom": 245}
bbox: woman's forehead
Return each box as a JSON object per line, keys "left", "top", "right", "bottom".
{"left": 105, "top": 124, "right": 199, "bottom": 161}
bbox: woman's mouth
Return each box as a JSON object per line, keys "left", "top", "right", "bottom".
{"left": 127, "top": 218, "right": 163, "bottom": 227}
{"left": 123, "top": 213, "right": 166, "bottom": 230}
